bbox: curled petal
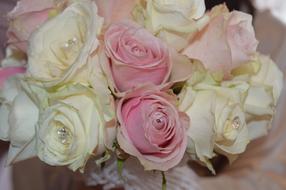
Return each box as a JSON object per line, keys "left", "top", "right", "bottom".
{"left": 0, "top": 67, "right": 26, "bottom": 88}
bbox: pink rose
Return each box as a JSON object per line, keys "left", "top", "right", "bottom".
{"left": 103, "top": 21, "right": 172, "bottom": 93}
{"left": 183, "top": 5, "right": 258, "bottom": 77}
{"left": 7, "top": 0, "right": 64, "bottom": 52}
{"left": 0, "top": 67, "right": 26, "bottom": 88}
{"left": 117, "top": 86, "right": 189, "bottom": 171}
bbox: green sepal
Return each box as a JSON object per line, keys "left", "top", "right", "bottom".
{"left": 117, "top": 158, "right": 125, "bottom": 180}
{"left": 95, "top": 151, "right": 111, "bottom": 168}
{"left": 161, "top": 171, "right": 167, "bottom": 190}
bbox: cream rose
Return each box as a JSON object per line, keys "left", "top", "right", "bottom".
{"left": 27, "top": 0, "right": 103, "bottom": 87}
{"left": 179, "top": 55, "right": 283, "bottom": 171}
{"left": 133, "top": 0, "right": 208, "bottom": 50}
{"left": 0, "top": 73, "right": 39, "bottom": 164}
{"left": 178, "top": 70, "right": 250, "bottom": 171}
{"left": 212, "top": 94, "right": 248, "bottom": 156}
{"left": 36, "top": 84, "right": 116, "bottom": 171}
{"left": 240, "top": 54, "right": 284, "bottom": 140}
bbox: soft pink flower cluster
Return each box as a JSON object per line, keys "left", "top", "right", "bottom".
{"left": 103, "top": 20, "right": 189, "bottom": 170}
{"left": 1, "top": 0, "right": 279, "bottom": 176}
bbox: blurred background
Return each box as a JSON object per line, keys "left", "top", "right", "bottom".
{"left": 0, "top": 0, "right": 286, "bottom": 190}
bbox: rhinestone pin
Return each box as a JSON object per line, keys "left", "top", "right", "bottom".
{"left": 57, "top": 127, "right": 71, "bottom": 145}
{"left": 232, "top": 116, "right": 241, "bottom": 129}
{"left": 63, "top": 37, "right": 78, "bottom": 49}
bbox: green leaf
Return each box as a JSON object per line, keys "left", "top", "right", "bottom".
{"left": 117, "top": 159, "right": 125, "bottom": 179}
{"left": 161, "top": 172, "right": 167, "bottom": 190}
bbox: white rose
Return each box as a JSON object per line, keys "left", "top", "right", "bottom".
{"left": 242, "top": 54, "right": 284, "bottom": 140}
{"left": 249, "top": 54, "right": 283, "bottom": 105}
{"left": 179, "top": 55, "right": 283, "bottom": 172}
{"left": 179, "top": 72, "right": 250, "bottom": 172}
{"left": 213, "top": 94, "right": 249, "bottom": 156}
{"left": 27, "top": 0, "right": 103, "bottom": 87}
{"left": 36, "top": 84, "right": 116, "bottom": 171}
{"left": 133, "top": 0, "right": 208, "bottom": 50}
{"left": 0, "top": 76, "right": 39, "bottom": 164}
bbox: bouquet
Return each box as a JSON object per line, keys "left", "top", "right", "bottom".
{"left": 0, "top": 0, "right": 283, "bottom": 189}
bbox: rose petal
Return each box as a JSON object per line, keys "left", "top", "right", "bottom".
{"left": 8, "top": 0, "right": 55, "bottom": 18}
{"left": 0, "top": 67, "right": 26, "bottom": 88}
{"left": 94, "top": 0, "right": 138, "bottom": 27}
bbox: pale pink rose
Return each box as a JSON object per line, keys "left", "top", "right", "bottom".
{"left": 104, "top": 21, "right": 172, "bottom": 93}
{"left": 7, "top": 0, "right": 64, "bottom": 52}
{"left": 183, "top": 6, "right": 258, "bottom": 77}
{"left": 94, "top": 0, "right": 139, "bottom": 27}
{"left": 0, "top": 67, "right": 26, "bottom": 88}
{"left": 117, "top": 86, "right": 189, "bottom": 171}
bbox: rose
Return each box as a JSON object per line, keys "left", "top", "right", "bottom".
{"left": 151, "top": 0, "right": 205, "bottom": 20}
{"left": 0, "top": 66, "right": 27, "bottom": 138}
{"left": 0, "top": 90, "right": 39, "bottom": 165}
{"left": 183, "top": 5, "right": 258, "bottom": 77}
{"left": 249, "top": 54, "right": 283, "bottom": 105}
{"left": 103, "top": 21, "right": 172, "bottom": 94}
{"left": 7, "top": 0, "right": 65, "bottom": 52}
{"left": 117, "top": 86, "right": 189, "bottom": 171}
{"left": 179, "top": 54, "right": 283, "bottom": 171}
{"left": 36, "top": 84, "right": 116, "bottom": 171}
{"left": 229, "top": 53, "right": 283, "bottom": 139}
{"left": 133, "top": 0, "right": 208, "bottom": 50}
{"left": 179, "top": 85, "right": 249, "bottom": 172}
{"left": 178, "top": 71, "right": 251, "bottom": 171}
{"left": 212, "top": 94, "right": 248, "bottom": 156}
{"left": 0, "top": 66, "right": 38, "bottom": 164}
{"left": 27, "top": 0, "right": 103, "bottom": 87}
{"left": 0, "top": 48, "right": 116, "bottom": 170}
{"left": 241, "top": 54, "right": 284, "bottom": 140}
